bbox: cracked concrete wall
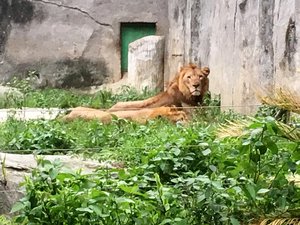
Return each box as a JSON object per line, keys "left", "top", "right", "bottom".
{"left": 0, "top": 0, "right": 168, "bottom": 88}
{"left": 167, "top": 0, "right": 300, "bottom": 114}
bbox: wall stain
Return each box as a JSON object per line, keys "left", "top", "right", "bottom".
{"left": 239, "top": 0, "right": 248, "bottom": 14}
{"left": 54, "top": 58, "right": 108, "bottom": 89}
{"left": 13, "top": 58, "right": 108, "bottom": 89}
{"left": 173, "top": 6, "right": 179, "bottom": 22}
{"left": 0, "top": 0, "right": 43, "bottom": 56}
{"left": 11, "top": 0, "right": 35, "bottom": 24}
{"left": 0, "top": 1, "right": 10, "bottom": 55}
{"left": 280, "top": 18, "right": 296, "bottom": 73}
{"left": 258, "top": 0, "right": 275, "bottom": 81}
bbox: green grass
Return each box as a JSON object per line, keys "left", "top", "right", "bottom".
{"left": 1, "top": 80, "right": 157, "bottom": 109}
{"left": 0, "top": 215, "right": 15, "bottom": 225}
{"left": 3, "top": 81, "right": 300, "bottom": 224}
{"left": 0, "top": 109, "right": 229, "bottom": 163}
{"left": 7, "top": 115, "right": 300, "bottom": 224}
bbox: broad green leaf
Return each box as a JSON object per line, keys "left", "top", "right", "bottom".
{"left": 212, "top": 181, "right": 223, "bottom": 190}
{"left": 199, "top": 142, "right": 209, "bottom": 147}
{"left": 197, "top": 175, "right": 211, "bottom": 184}
{"left": 245, "top": 184, "right": 256, "bottom": 200}
{"left": 49, "top": 168, "right": 59, "bottom": 180}
{"left": 76, "top": 207, "right": 93, "bottom": 213}
{"left": 209, "top": 165, "right": 217, "bottom": 172}
{"left": 10, "top": 202, "right": 26, "bottom": 213}
{"left": 186, "top": 178, "right": 195, "bottom": 185}
{"left": 184, "top": 156, "right": 194, "bottom": 161}
{"left": 91, "top": 190, "right": 110, "bottom": 198}
{"left": 202, "top": 148, "right": 211, "bottom": 156}
{"left": 242, "top": 140, "right": 251, "bottom": 146}
{"left": 197, "top": 194, "right": 206, "bottom": 202}
{"left": 250, "top": 128, "right": 263, "bottom": 138}
{"left": 288, "top": 161, "right": 297, "bottom": 174}
{"left": 89, "top": 205, "right": 109, "bottom": 217}
{"left": 278, "top": 196, "right": 287, "bottom": 209}
{"left": 230, "top": 216, "right": 240, "bottom": 225}
{"left": 119, "top": 185, "right": 139, "bottom": 194}
{"left": 257, "top": 188, "right": 270, "bottom": 194}
{"left": 115, "top": 197, "right": 135, "bottom": 204}
{"left": 173, "top": 147, "right": 181, "bottom": 156}
{"left": 30, "top": 205, "right": 43, "bottom": 216}
{"left": 160, "top": 219, "right": 172, "bottom": 225}
{"left": 263, "top": 137, "right": 278, "bottom": 154}
{"left": 250, "top": 152, "right": 260, "bottom": 163}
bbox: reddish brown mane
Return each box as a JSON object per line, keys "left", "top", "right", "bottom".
{"left": 108, "top": 64, "right": 210, "bottom": 112}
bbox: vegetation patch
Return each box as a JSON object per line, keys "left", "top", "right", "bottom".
{"left": 0, "top": 82, "right": 299, "bottom": 224}
{"left": 8, "top": 116, "right": 300, "bottom": 224}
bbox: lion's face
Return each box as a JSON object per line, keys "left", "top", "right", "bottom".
{"left": 179, "top": 65, "right": 210, "bottom": 97}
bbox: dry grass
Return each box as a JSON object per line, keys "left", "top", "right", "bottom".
{"left": 276, "top": 122, "right": 300, "bottom": 142}
{"left": 217, "top": 86, "right": 300, "bottom": 140}
{"left": 216, "top": 118, "right": 300, "bottom": 142}
{"left": 257, "top": 88, "right": 300, "bottom": 114}
{"left": 254, "top": 218, "right": 300, "bottom": 225}
{"left": 216, "top": 119, "right": 251, "bottom": 139}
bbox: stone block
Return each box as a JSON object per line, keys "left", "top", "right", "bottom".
{"left": 128, "top": 35, "right": 165, "bottom": 92}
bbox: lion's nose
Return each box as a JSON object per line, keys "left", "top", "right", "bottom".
{"left": 193, "top": 84, "right": 200, "bottom": 88}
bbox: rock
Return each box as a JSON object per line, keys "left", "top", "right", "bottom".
{"left": 0, "top": 153, "right": 120, "bottom": 214}
{"left": 128, "top": 35, "right": 165, "bottom": 92}
{"left": 0, "top": 108, "right": 67, "bottom": 122}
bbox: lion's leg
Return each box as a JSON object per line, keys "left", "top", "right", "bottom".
{"left": 62, "top": 107, "right": 187, "bottom": 124}
{"left": 113, "top": 107, "right": 188, "bottom": 123}
{"left": 149, "top": 107, "right": 188, "bottom": 123}
{"left": 62, "top": 107, "right": 113, "bottom": 123}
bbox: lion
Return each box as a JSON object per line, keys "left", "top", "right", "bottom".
{"left": 62, "top": 106, "right": 188, "bottom": 124}
{"left": 108, "top": 64, "right": 210, "bottom": 114}
{"left": 62, "top": 64, "right": 209, "bottom": 124}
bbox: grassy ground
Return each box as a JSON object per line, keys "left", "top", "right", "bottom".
{"left": 1, "top": 83, "right": 300, "bottom": 224}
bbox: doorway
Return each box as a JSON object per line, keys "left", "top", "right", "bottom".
{"left": 121, "top": 23, "right": 156, "bottom": 74}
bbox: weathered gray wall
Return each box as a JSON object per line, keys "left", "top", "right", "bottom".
{"left": 167, "top": 0, "right": 300, "bottom": 114}
{"left": 0, "top": 0, "right": 168, "bottom": 88}
{"left": 1, "top": 0, "right": 299, "bottom": 109}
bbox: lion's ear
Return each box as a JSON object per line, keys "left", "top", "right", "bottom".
{"left": 202, "top": 67, "right": 210, "bottom": 76}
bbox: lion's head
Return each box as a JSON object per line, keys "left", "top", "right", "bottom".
{"left": 177, "top": 64, "right": 210, "bottom": 99}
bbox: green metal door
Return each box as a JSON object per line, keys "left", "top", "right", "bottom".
{"left": 121, "top": 23, "right": 156, "bottom": 73}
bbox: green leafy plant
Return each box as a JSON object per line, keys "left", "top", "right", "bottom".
{"left": 1, "top": 119, "right": 75, "bottom": 153}
{"left": 0, "top": 84, "right": 299, "bottom": 224}
{"left": 0, "top": 215, "right": 16, "bottom": 225}
{"left": 1, "top": 80, "right": 157, "bottom": 109}
{"left": 10, "top": 116, "right": 300, "bottom": 224}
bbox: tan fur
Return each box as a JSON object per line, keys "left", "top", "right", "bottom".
{"left": 62, "top": 107, "right": 113, "bottom": 123}
{"left": 108, "top": 64, "right": 210, "bottom": 112}
{"left": 62, "top": 106, "right": 187, "bottom": 124}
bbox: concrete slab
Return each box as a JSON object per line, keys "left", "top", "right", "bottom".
{"left": 0, "top": 108, "right": 67, "bottom": 122}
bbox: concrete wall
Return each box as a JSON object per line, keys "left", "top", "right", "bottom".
{"left": 1, "top": 0, "right": 299, "bottom": 112}
{"left": 0, "top": 0, "right": 168, "bottom": 88}
{"left": 167, "top": 0, "right": 300, "bottom": 114}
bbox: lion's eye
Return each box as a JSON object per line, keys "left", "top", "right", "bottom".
{"left": 187, "top": 76, "right": 191, "bottom": 79}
